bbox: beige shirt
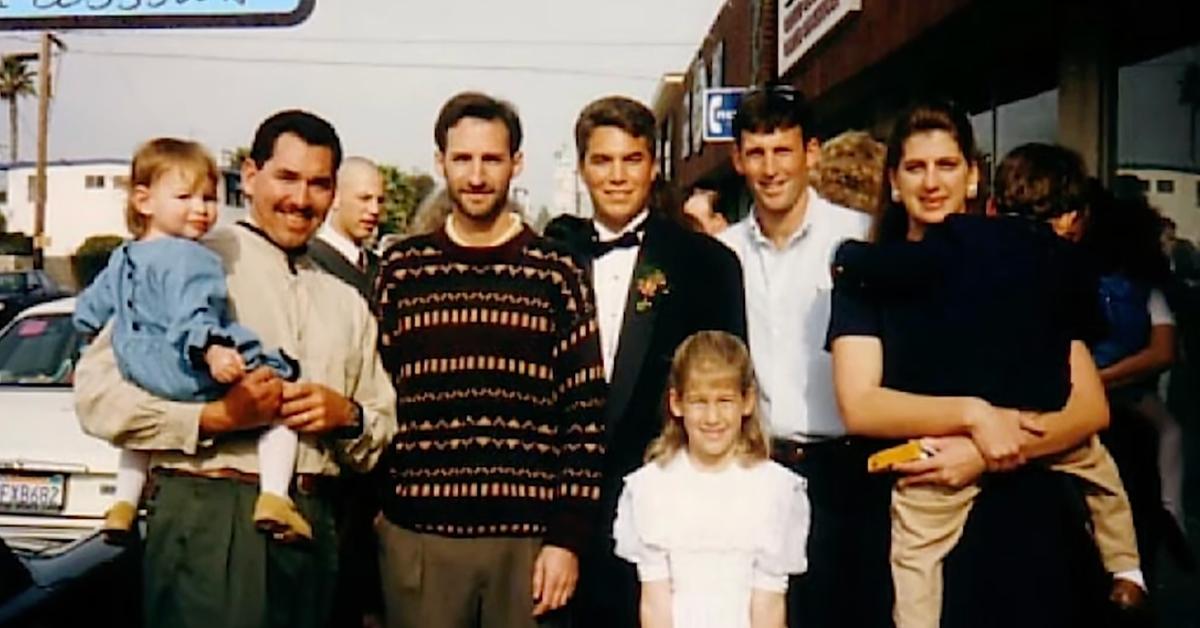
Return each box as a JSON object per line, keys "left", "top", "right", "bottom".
{"left": 74, "top": 223, "right": 397, "bottom": 476}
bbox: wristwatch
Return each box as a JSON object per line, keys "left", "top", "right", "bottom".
{"left": 330, "top": 400, "right": 365, "bottom": 440}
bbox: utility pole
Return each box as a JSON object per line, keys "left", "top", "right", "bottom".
{"left": 32, "top": 32, "right": 64, "bottom": 270}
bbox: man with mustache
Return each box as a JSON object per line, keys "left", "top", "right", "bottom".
{"left": 309, "top": 156, "right": 384, "bottom": 300}
{"left": 373, "top": 91, "right": 607, "bottom": 628}
{"left": 542, "top": 95, "right": 746, "bottom": 628}
{"left": 74, "top": 109, "right": 398, "bottom": 628}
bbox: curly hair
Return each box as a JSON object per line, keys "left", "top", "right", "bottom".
{"left": 813, "top": 131, "right": 885, "bottom": 214}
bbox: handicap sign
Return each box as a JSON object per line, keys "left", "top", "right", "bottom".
{"left": 703, "top": 87, "right": 745, "bottom": 143}
{"left": 0, "top": 0, "right": 314, "bottom": 30}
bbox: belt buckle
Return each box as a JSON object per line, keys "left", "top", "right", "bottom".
{"left": 772, "top": 440, "right": 806, "bottom": 465}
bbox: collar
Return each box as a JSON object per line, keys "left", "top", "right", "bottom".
{"left": 748, "top": 187, "right": 822, "bottom": 250}
{"left": 236, "top": 220, "right": 308, "bottom": 273}
{"left": 317, "top": 223, "right": 362, "bottom": 265}
{"left": 593, "top": 209, "right": 650, "bottom": 242}
{"left": 444, "top": 211, "right": 524, "bottom": 248}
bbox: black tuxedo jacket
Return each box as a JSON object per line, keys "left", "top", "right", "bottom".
{"left": 544, "top": 214, "right": 747, "bottom": 525}
{"left": 307, "top": 236, "right": 379, "bottom": 302}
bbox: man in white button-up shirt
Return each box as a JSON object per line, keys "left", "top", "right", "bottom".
{"left": 718, "top": 88, "right": 892, "bottom": 628}
{"left": 544, "top": 95, "right": 746, "bottom": 628}
{"left": 308, "top": 157, "right": 384, "bottom": 300}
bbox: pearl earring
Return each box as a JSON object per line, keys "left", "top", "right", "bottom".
{"left": 967, "top": 183, "right": 978, "bottom": 199}
{"left": 891, "top": 189, "right": 901, "bottom": 202}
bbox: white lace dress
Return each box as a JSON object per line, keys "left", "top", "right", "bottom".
{"left": 613, "top": 452, "right": 810, "bottom": 628}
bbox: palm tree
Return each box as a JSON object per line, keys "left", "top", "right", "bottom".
{"left": 1181, "top": 62, "right": 1200, "bottom": 165}
{"left": 0, "top": 56, "right": 35, "bottom": 164}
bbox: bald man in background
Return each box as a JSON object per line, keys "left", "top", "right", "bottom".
{"left": 310, "top": 156, "right": 385, "bottom": 300}
{"left": 309, "top": 157, "right": 387, "bottom": 627}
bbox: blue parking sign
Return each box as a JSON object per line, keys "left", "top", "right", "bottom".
{"left": 703, "top": 88, "right": 744, "bottom": 143}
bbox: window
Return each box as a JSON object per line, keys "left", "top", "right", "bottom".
{"left": 113, "top": 175, "right": 130, "bottom": 191}
{"left": 1195, "top": 180, "right": 1200, "bottom": 207}
{"left": 1157, "top": 179, "right": 1175, "bottom": 194}
{"left": 1138, "top": 178, "right": 1150, "bottom": 192}
{"left": 84, "top": 175, "right": 106, "bottom": 189}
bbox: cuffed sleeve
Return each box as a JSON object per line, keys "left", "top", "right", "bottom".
{"left": 330, "top": 303, "right": 397, "bottom": 474}
{"left": 75, "top": 324, "right": 204, "bottom": 454}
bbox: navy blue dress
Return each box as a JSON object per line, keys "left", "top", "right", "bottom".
{"left": 827, "top": 214, "right": 1109, "bottom": 627}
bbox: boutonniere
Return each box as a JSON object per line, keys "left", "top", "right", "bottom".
{"left": 634, "top": 264, "right": 670, "bottom": 313}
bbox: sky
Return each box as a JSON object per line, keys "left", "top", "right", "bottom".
{"left": 0, "top": 0, "right": 726, "bottom": 209}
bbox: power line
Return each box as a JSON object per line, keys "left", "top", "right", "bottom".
{"left": 68, "top": 31, "right": 697, "bottom": 48}
{"left": 68, "top": 48, "right": 661, "bottom": 81}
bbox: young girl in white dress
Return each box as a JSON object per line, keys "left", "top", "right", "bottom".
{"left": 613, "top": 331, "right": 810, "bottom": 628}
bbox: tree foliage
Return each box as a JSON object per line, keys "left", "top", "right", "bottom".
{"left": 0, "top": 56, "right": 35, "bottom": 164}
{"left": 72, "top": 234, "right": 125, "bottom": 289}
{"left": 378, "top": 165, "right": 435, "bottom": 236}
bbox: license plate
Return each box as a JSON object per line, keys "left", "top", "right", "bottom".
{"left": 0, "top": 473, "right": 66, "bottom": 513}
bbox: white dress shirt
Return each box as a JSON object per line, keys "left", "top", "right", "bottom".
{"left": 592, "top": 210, "right": 650, "bottom": 382}
{"left": 317, "top": 223, "right": 363, "bottom": 268}
{"left": 718, "top": 190, "right": 870, "bottom": 441}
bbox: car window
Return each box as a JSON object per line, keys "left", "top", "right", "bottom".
{"left": 0, "top": 314, "right": 83, "bottom": 386}
{"left": 0, "top": 273, "right": 28, "bottom": 295}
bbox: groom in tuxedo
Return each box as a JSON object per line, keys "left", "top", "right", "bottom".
{"left": 545, "top": 96, "right": 747, "bottom": 628}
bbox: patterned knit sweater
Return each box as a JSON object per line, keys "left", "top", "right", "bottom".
{"left": 375, "top": 225, "right": 608, "bottom": 553}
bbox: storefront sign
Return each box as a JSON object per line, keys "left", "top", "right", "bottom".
{"left": 703, "top": 87, "right": 744, "bottom": 143}
{"left": 0, "top": 0, "right": 314, "bottom": 30}
{"left": 778, "top": 0, "right": 860, "bottom": 76}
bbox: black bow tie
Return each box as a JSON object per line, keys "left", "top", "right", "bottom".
{"left": 590, "top": 229, "right": 642, "bottom": 258}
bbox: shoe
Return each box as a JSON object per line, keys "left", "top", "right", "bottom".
{"left": 101, "top": 501, "right": 138, "bottom": 544}
{"left": 102, "top": 501, "right": 137, "bottom": 532}
{"left": 253, "top": 492, "right": 313, "bottom": 543}
{"left": 1109, "top": 578, "right": 1147, "bottom": 611}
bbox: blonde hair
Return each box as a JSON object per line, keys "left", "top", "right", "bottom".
{"left": 125, "top": 138, "right": 219, "bottom": 238}
{"left": 813, "top": 130, "right": 885, "bottom": 214}
{"left": 644, "top": 331, "right": 769, "bottom": 466}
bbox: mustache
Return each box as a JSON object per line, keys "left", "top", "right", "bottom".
{"left": 275, "top": 205, "right": 318, "bottom": 220}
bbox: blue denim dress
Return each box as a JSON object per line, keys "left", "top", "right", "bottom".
{"left": 73, "top": 237, "right": 298, "bottom": 401}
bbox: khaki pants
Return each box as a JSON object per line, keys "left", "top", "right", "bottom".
{"left": 377, "top": 518, "right": 567, "bottom": 628}
{"left": 890, "top": 435, "right": 1138, "bottom": 628}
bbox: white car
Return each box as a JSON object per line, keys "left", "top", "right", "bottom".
{"left": 0, "top": 297, "right": 120, "bottom": 549}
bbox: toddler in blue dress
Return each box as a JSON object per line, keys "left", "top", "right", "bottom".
{"left": 74, "top": 138, "right": 310, "bottom": 541}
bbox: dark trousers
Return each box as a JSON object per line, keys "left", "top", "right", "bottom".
{"left": 143, "top": 473, "right": 339, "bottom": 628}
{"left": 778, "top": 438, "right": 895, "bottom": 628}
{"left": 571, "top": 537, "right": 639, "bottom": 628}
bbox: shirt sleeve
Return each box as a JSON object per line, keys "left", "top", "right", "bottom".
{"left": 329, "top": 303, "right": 398, "bottom": 473}
{"left": 752, "top": 469, "right": 810, "bottom": 592}
{"left": 74, "top": 323, "right": 204, "bottom": 454}
{"left": 612, "top": 474, "right": 670, "bottom": 582}
{"left": 1147, "top": 289, "right": 1176, "bottom": 326}
{"left": 825, "top": 278, "right": 884, "bottom": 350}
{"left": 72, "top": 252, "right": 120, "bottom": 335}
{"left": 543, "top": 257, "right": 609, "bottom": 556}
{"left": 160, "top": 244, "right": 243, "bottom": 369}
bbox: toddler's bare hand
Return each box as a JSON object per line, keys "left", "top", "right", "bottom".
{"left": 206, "top": 345, "right": 245, "bottom": 383}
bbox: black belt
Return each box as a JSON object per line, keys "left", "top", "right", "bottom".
{"left": 770, "top": 437, "right": 847, "bottom": 465}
